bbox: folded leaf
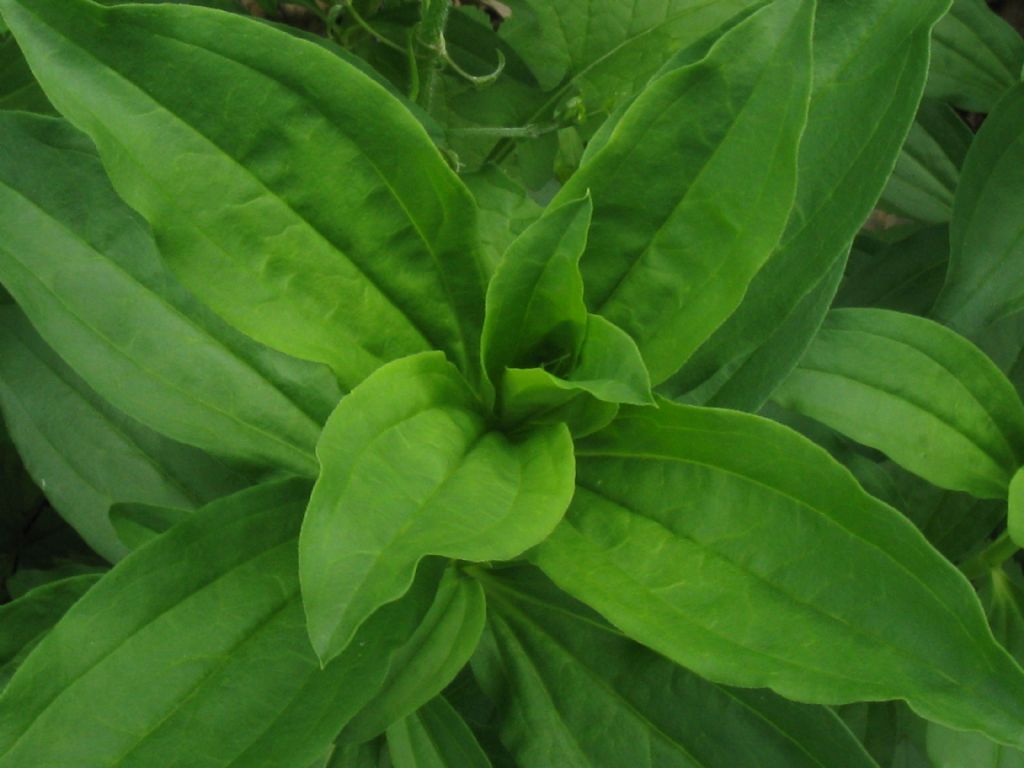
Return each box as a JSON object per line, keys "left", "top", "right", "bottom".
{"left": 387, "top": 697, "right": 492, "bottom": 768}
{"left": 0, "top": 479, "right": 447, "bottom": 768}
{"left": 878, "top": 101, "right": 972, "bottom": 225}
{"left": 339, "top": 567, "right": 486, "bottom": 744}
{"left": 300, "top": 352, "right": 575, "bottom": 663}
{"left": 661, "top": 0, "right": 952, "bottom": 410}
{"left": 0, "top": 308, "right": 251, "bottom": 560}
{"left": 474, "top": 566, "right": 878, "bottom": 768}
{"left": 0, "top": 111, "right": 339, "bottom": 476}
{"left": 933, "top": 83, "right": 1024, "bottom": 340}
{"left": 531, "top": 402, "right": 1024, "bottom": 747}
{"left": 551, "top": 0, "right": 813, "bottom": 384}
{"left": 927, "top": 0, "right": 1024, "bottom": 113}
{"left": 0, "top": 0, "right": 487, "bottom": 389}
{"left": 773, "top": 308, "right": 1024, "bottom": 498}
{"left": 482, "top": 194, "right": 591, "bottom": 385}
{"left": 0, "top": 574, "right": 99, "bottom": 691}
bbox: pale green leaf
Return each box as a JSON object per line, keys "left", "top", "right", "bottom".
{"left": 1009, "top": 468, "right": 1024, "bottom": 548}
{"left": 387, "top": 697, "right": 492, "bottom": 768}
{"left": 0, "top": 0, "right": 487, "bottom": 389}
{"left": 300, "top": 352, "right": 575, "bottom": 663}
{"left": 474, "top": 566, "right": 878, "bottom": 768}
{"left": 661, "top": 0, "right": 952, "bottom": 410}
{"left": 773, "top": 308, "right": 1024, "bottom": 498}
{"left": 0, "top": 479, "right": 448, "bottom": 768}
{"left": 933, "top": 83, "right": 1024, "bottom": 339}
{"left": 553, "top": 0, "right": 812, "bottom": 384}
{"left": 531, "top": 402, "right": 1024, "bottom": 746}
{"left": 879, "top": 100, "right": 972, "bottom": 225}
{"left": 927, "top": 0, "right": 1024, "bottom": 112}
{"left": 0, "top": 111, "right": 339, "bottom": 476}
{"left": 339, "top": 567, "right": 486, "bottom": 744}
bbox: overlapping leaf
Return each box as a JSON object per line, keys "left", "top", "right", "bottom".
{"left": 0, "top": 0, "right": 487, "bottom": 389}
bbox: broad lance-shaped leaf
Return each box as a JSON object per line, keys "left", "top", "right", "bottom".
{"left": 0, "top": 0, "right": 486, "bottom": 390}
{"left": 387, "top": 697, "right": 492, "bottom": 768}
{"left": 0, "top": 111, "right": 339, "bottom": 476}
{"left": 0, "top": 308, "right": 254, "bottom": 561}
{"left": 0, "top": 479, "right": 465, "bottom": 768}
{"left": 300, "top": 352, "right": 575, "bottom": 663}
{"left": 926, "top": 0, "right": 1024, "bottom": 113}
{"left": 531, "top": 403, "right": 1024, "bottom": 747}
{"left": 338, "top": 567, "right": 486, "bottom": 745}
{"left": 933, "top": 83, "right": 1024, "bottom": 340}
{"left": 473, "top": 566, "right": 878, "bottom": 768}
{"left": 0, "top": 574, "right": 99, "bottom": 691}
{"left": 549, "top": 0, "right": 812, "bottom": 385}
{"left": 773, "top": 309, "right": 1024, "bottom": 499}
{"left": 661, "top": 0, "right": 952, "bottom": 411}
{"left": 878, "top": 100, "right": 972, "bottom": 225}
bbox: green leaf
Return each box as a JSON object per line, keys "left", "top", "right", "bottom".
{"left": 462, "top": 167, "right": 542, "bottom": 273}
{"left": 933, "top": 83, "right": 1024, "bottom": 340}
{"left": 773, "top": 308, "right": 1024, "bottom": 498}
{"left": 835, "top": 228, "right": 950, "bottom": 316}
{"left": 0, "top": 0, "right": 487, "bottom": 389}
{"left": 474, "top": 566, "right": 878, "bottom": 768}
{"left": 0, "top": 308, "right": 252, "bottom": 560}
{"left": 300, "top": 352, "right": 575, "bottom": 663}
{"left": 387, "top": 697, "right": 492, "bottom": 768}
{"left": 531, "top": 402, "right": 1024, "bottom": 747}
{"left": 482, "top": 194, "right": 591, "bottom": 385}
{"left": 0, "top": 479, "right": 447, "bottom": 768}
{"left": 339, "top": 567, "right": 486, "bottom": 744}
{"left": 108, "top": 503, "right": 189, "bottom": 551}
{"left": 552, "top": 0, "right": 812, "bottom": 385}
{"left": 0, "top": 574, "right": 99, "bottom": 690}
{"left": 0, "top": 34, "right": 52, "bottom": 113}
{"left": 660, "top": 0, "right": 952, "bottom": 411}
{"left": 1009, "top": 468, "right": 1024, "bottom": 548}
{"left": 927, "top": 0, "right": 1024, "bottom": 113}
{"left": 0, "top": 111, "right": 339, "bottom": 476}
{"left": 878, "top": 100, "right": 972, "bottom": 225}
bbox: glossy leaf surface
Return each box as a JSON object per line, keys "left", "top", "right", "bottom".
{"left": 532, "top": 403, "right": 1024, "bottom": 746}
{"left": 774, "top": 308, "right": 1024, "bottom": 498}
{"left": 553, "top": 0, "right": 813, "bottom": 384}
{"left": 300, "top": 353, "right": 574, "bottom": 663}
{"left": 661, "top": 0, "right": 952, "bottom": 410}
{"left": 474, "top": 566, "right": 877, "bottom": 768}
{"left": 0, "top": 0, "right": 487, "bottom": 389}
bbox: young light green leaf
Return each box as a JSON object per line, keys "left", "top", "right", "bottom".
{"left": 773, "top": 308, "right": 1024, "bottom": 498}
{"left": 339, "top": 567, "right": 486, "bottom": 745}
{"left": 0, "top": 574, "right": 99, "bottom": 691}
{"left": 933, "top": 83, "right": 1024, "bottom": 340}
{"left": 474, "top": 565, "right": 879, "bottom": 768}
{"left": 0, "top": 0, "right": 487, "bottom": 389}
{"left": 0, "top": 479, "right": 447, "bottom": 768}
{"left": 879, "top": 101, "right": 972, "bottom": 225}
{"left": 1009, "top": 468, "right": 1024, "bottom": 548}
{"left": 927, "top": 0, "right": 1024, "bottom": 113}
{"left": 0, "top": 111, "right": 338, "bottom": 476}
{"left": 0, "top": 308, "right": 252, "bottom": 561}
{"left": 108, "top": 503, "right": 189, "bottom": 551}
{"left": 531, "top": 402, "right": 1024, "bottom": 747}
{"left": 387, "top": 697, "right": 492, "bottom": 768}
{"left": 300, "top": 352, "right": 575, "bottom": 664}
{"left": 553, "top": 0, "right": 813, "bottom": 384}
{"left": 660, "top": 0, "right": 952, "bottom": 411}
{"left": 482, "top": 194, "right": 591, "bottom": 385}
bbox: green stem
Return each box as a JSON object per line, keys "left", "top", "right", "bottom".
{"left": 961, "top": 531, "right": 1020, "bottom": 580}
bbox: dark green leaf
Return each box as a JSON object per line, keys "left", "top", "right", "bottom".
{"left": 773, "top": 308, "right": 1024, "bottom": 498}
{"left": 0, "top": 0, "right": 487, "bottom": 389}
{"left": 300, "top": 352, "right": 574, "bottom": 663}
{"left": 661, "top": 0, "right": 952, "bottom": 410}
{"left": 387, "top": 697, "right": 492, "bottom": 768}
{"left": 108, "top": 503, "right": 189, "bottom": 551}
{"left": 531, "top": 402, "right": 1024, "bottom": 746}
{"left": 553, "top": 0, "right": 812, "bottom": 384}
{"left": 474, "top": 566, "right": 878, "bottom": 768}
